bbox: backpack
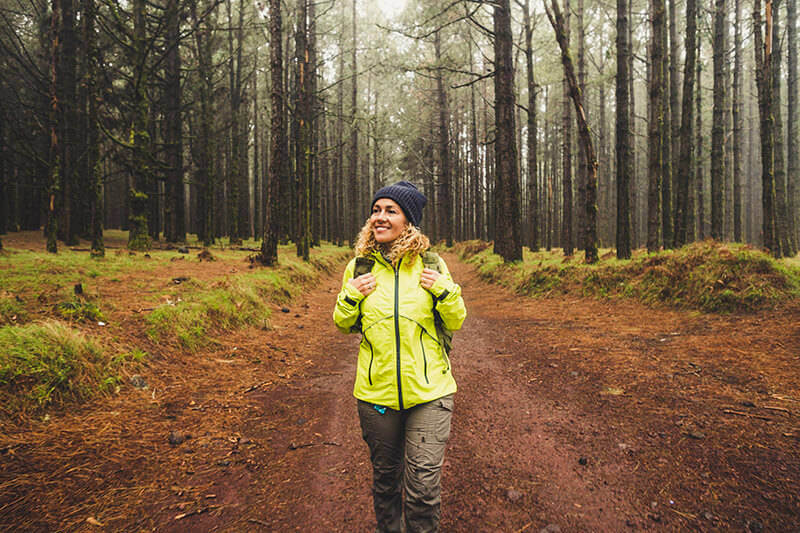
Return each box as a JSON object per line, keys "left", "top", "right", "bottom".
{"left": 350, "top": 252, "right": 454, "bottom": 355}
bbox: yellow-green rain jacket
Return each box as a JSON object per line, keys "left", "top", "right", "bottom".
{"left": 333, "top": 251, "right": 466, "bottom": 410}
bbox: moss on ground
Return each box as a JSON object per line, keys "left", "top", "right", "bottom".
{"left": 0, "top": 233, "right": 351, "bottom": 416}
{"left": 453, "top": 240, "right": 800, "bottom": 313}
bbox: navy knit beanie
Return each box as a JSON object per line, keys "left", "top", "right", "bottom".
{"left": 371, "top": 181, "right": 427, "bottom": 227}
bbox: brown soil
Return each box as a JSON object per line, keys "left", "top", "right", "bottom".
{"left": 1, "top": 233, "right": 799, "bottom": 532}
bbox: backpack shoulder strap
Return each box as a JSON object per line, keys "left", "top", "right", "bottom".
{"left": 421, "top": 251, "right": 441, "bottom": 273}
{"left": 353, "top": 256, "right": 375, "bottom": 278}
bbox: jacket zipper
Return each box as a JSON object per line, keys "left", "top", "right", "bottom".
{"left": 363, "top": 335, "right": 374, "bottom": 386}
{"left": 419, "top": 329, "right": 429, "bottom": 384}
{"left": 394, "top": 258, "right": 403, "bottom": 410}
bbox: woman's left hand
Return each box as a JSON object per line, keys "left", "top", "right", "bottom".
{"left": 419, "top": 268, "right": 440, "bottom": 290}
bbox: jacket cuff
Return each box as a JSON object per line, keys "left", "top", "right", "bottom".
{"left": 429, "top": 276, "right": 455, "bottom": 300}
{"left": 342, "top": 282, "right": 365, "bottom": 305}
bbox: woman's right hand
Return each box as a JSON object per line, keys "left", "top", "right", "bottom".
{"left": 349, "top": 273, "right": 377, "bottom": 296}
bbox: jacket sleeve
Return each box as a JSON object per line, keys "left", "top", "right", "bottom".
{"left": 427, "top": 256, "right": 467, "bottom": 331}
{"left": 333, "top": 258, "right": 365, "bottom": 334}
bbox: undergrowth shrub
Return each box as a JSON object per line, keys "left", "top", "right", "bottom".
{"left": 55, "top": 300, "right": 105, "bottom": 322}
{"left": 0, "top": 296, "right": 26, "bottom": 325}
{"left": 0, "top": 321, "right": 134, "bottom": 414}
{"left": 146, "top": 245, "right": 351, "bottom": 351}
{"left": 456, "top": 240, "right": 799, "bottom": 313}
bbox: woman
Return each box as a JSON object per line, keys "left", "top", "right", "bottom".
{"left": 333, "top": 181, "right": 467, "bottom": 533}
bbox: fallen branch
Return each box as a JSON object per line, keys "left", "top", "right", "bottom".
{"left": 248, "top": 518, "right": 270, "bottom": 527}
{"left": 722, "top": 409, "right": 772, "bottom": 421}
{"left": 771, "top": 393, "right": 800, "bottom": 403}
{"left": 669, "top": 508, "right": 697, "bottom": 520}
{"left": 514, "top": 522, "right": 532, "bottom": 533}
{"left": 243, "top": 381, "right": 272, "bottom": 393}
{"left": 289, "top": 440, "right": 341, "bottom": 450}
{"left": 174, "top": 504, "right": 220, "bottom": 520}
{"left": 762, "top": 405, "right": 792, "bottom": 415}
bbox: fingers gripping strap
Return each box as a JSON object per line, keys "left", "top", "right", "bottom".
{"left": 354, "top": 256, "right": 375, "bottom": 277}
{"left": 350, "top": 257, "right": 374, "bottom": 334}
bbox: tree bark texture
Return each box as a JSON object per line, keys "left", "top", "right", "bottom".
{"left": 561, "top": 0, "right": 573, "bottom": 255}
{"left": 546, "top": 0, "right": 598, "bottom": 263}
{"left": 164, "top": 0, "right": 184, "bottom": 243}
{"left": 733, "top": 0, "right": 744, "bottom": 242}
{"left": 127, "top": 0, "right": 151, "bottom": 250}
{"left": 493, "top": 0, "right": 522, "bottom": 262}
{"left": 788, "top": 0, "right": 799, "bottom": 248}
{"left": 523, "top": 0, "right": 539, "bottom": 251}
{"left": 435, "top": 30, "right": 452, "bottom": 245}
{"left": 260, "top": 0, "right": 283, "bottom": 265}
{"left": 771, "top": 0, "right": 796, "bottom": 255}
{"left": 673, "top": 0, "right": 697, "bottom": 247}
{"left": 754, "top": 0, "right": 777, "bottom": 254}
{"left": 647, "top": 0, "right": 665, "bottom": 252}
{"left": 710, "top": 0, "right": 727, "bottom": 241}
{"left": 615, "top": 0, "right": 632, "bottom": 259}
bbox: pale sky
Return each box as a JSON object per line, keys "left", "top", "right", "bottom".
{"left": 377, "top": 0, "right": 407, "bottom": 20}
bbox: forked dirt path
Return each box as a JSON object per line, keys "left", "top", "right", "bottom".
{"left": 1, "top": 249, "right": 798, "bottom": 532}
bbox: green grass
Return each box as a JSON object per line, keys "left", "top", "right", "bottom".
{"left": 145, "top": 243, "right": 351, "bottom": 350}
{"left": 0, "top": 296, "right": 27, "bottom": 325}
{"left": 0, "top": 232, "right": 352, "bottom": 416}
{"left": 454, "top": 240, "right": 800, "bottom": 313}
{"left": 0, "top": 247, "right": 168, "bottom": 294}
{"left": 55, "top": 300, "right": 105, "bottom": 322}
{"left": 0, "top": 321, "right": 139, "bottom": 414}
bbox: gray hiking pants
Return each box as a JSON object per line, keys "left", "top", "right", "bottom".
{"left": 357, "top": 394, "right": 454, "bottom": 533}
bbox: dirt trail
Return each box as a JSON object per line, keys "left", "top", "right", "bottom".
{"left": 1, "top": 249, "right": 798, "bottom": 532}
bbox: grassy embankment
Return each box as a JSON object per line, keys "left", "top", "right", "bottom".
{"left": 453, "top": 239, "right": 800, "bottom": 313}
{"left": 0, "top": 233, "right": 350, "bottom": 416}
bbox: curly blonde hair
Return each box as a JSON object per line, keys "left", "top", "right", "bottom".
{"left": 354, "top": 219, "right": 430, "bottom": 267}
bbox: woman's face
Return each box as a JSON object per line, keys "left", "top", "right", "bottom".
{"left": 371, "top": 198, "right": 408, "bottom": 244}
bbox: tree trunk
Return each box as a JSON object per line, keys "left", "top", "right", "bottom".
{"left": 435, "top": 30, "right": 452, "bottom": 245}
{"left": 84, "top": 0, "right": 103, "bottom": 256}
{"left": 164, "top": 0, "right": 184, "bottom": 243}
{"left": 493, "top": 0, "right": 522, "bottom": 262}
{"left": 673, "top": 0, "right": 698, "bottom": 246}
{"left": 561, "top": 0, "right": 573, "bottom": 255}
{"left": 253, "top": 49, "right": 262, "bottom": 239}
{"left": 334, "top": 12, "right": 345, "bottom": 247}
{"left": 190, "top": 0, "right": 215, "bottom": 247}
{"left": 523, "top": 0, "right": 539, "bottom": 250}
{"left": 577, "top": 0, "right": 586, "bottom": 251}
{"left": 788, "top": 0, "right": 799, "bottom": 248}
{"left": 772, "top": 0, "right": 795, "bottom": 255}
{"left": 754, "top": 0, "right": 777, "bottom": 254}
{"left": 58, "top": 0, "right": 78, "bottom": 246}
{"left": 260, "top": 0, "right": 283, "bottom": 265}
{"left": 664, "top": 0, "right": 679, "bottom": 246}
{"left": 546, "top": 0, "right": 598, "bottom": 263}
{"left": 615, "top": 0, "right": 632, "bottom": 259}
{"left": 733, "top": 0, "right": 744, "bottom": 241}
{"left": 694, "top": 29, "right": 703, "bottom": 240}
{"left": 295, "top": 0, "right": 311, "bottom": 260}
{"left": 128, "top": 0, "right": 151, "bottom": 250}
{"left": 348, "top": 0, "right": 359, "bottom": 245}
{"left": 468, "top": 35, "right": 482, "bottom": 242}
{"left": 710, "top": 0, "right": 727, "bottom": 241}
{"left": 46, "top": 0, "right": 60, "bottom": 253}
{"left": 647, "top": 0, "right": 665, "bottom": 252}
{"left": 236, "top": 0, "right": 249, "bottom": 241}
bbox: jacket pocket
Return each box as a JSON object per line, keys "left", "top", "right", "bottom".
{"left": 418, "top": 328, "right": 430, "bottom": 384}
{"left": 361, "top": 335, "right": 374, "bottom": 386}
